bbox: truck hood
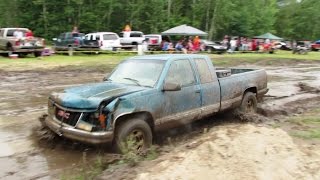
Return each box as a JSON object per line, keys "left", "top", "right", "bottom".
{"left": 50, "top": 82, "right": 147, "bottom": 109}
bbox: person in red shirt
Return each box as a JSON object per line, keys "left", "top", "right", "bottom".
{"left": 26, "top": 30, "right": 33, "bottom": 38}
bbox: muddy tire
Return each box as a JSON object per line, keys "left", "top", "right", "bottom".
{"left": 114, "top": 119, "right": 152, "bottom": 154}
{"left": 239, "top": 92, "right": 257, "bottom": 113}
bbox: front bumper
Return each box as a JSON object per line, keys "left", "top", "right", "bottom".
{"left": 42, "top": 115, "right": 114, "bottom": 144}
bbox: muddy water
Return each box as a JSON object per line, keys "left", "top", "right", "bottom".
{"left": 0, "top": 63, "right": 320, "bottom": 179}
{"left": 0, "top": 70, "right": 105, "bottom": 179}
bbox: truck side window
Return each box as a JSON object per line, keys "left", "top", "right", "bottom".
{"left": 194, "top": 58, "right": 213, "bottom": 84}
{"left": 166, "top": 60, "right": 195, "bottom": 87}
{"left": 130, "top": 33, "right": 142, "bottom": 37}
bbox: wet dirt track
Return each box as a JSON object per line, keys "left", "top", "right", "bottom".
{"left": 0, "top": 70, "right": 104, "bottom": 179}
{"left": 0, "top": 62, "right": 320, "bottom": 179}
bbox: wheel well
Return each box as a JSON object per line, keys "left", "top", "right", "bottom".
{"left": 132, "top": 42, "right": 138, "bottom": 45}
{"left": 244, "top": 87, "right": 257, "bottom": 96}
{"left": 114, "top": 112, "right": 154, "bottom": 133}
{"left": 6, "top": 42, "right": 13, "bottom": 49}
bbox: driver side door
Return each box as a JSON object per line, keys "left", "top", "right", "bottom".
{"left": 158, "top": 59, "right": 201, "bottom": 128}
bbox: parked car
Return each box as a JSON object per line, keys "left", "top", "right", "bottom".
{"left": 119, "top": 31, "right": 145, "bottom": 45}
{"left": 0, "top": 28, "right": 45, "bottom": 57}
{"left": 201, "top": 40, "right": 227, "bottom": 54}
{"left": 273, "top": 41, "right": 292, "bottom": 50}
{"left": 311, "top": 40, "right": 320, "bottom": 51}
{"left": 293, "top": 41, "right": 309, "bottom": 54}
{"left": 145, "top": 34, "right": 162, "bottom": 50}
{"left": 85, "top": 32, "right": 120, "bottom": 51}
{"left": 52, "top": 32, "right": 100, "bottom": 51}
{"left": 40, "top": 54, "right": 268, "bottom": 153}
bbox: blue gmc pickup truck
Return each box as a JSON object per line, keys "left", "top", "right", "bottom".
{"left": 41, "top": 54, "right": 268, "bottom": 152}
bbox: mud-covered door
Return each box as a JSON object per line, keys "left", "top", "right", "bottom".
{"left": 192, "top": 58, "right": 221, "bottom": 118}
{"left": 159, "top": 59, "right": 201, "bottom": 127}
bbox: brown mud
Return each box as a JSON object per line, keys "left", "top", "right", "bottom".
{"left": 0, "top": 61, "right": 320, "bottom": 179}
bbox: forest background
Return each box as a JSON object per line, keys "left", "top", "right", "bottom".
{"left": 0, "top": 0, "right": 319, "bottom": 41}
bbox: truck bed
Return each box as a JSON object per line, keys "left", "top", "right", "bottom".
{"left": 215, "top": 67, "right": 268, "bottom": 110}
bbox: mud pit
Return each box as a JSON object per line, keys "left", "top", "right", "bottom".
{"left": 1, "top": 62, "right": 320, "bottom": 179}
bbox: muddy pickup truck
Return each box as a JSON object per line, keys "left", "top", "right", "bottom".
{"left": 40, "top": 54, "right": 268, "bottom": 152}
{"left": 0, "top": 28, "right": 45, "bottom": 57}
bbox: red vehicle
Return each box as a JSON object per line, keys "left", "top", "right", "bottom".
{"left": 311, "top": 40, "right": 320, "bottom": 51}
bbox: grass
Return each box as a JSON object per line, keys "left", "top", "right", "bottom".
{"left": 61, "top": 153, "right": 107, "bottom": 180}
{"left": 0, "top": 54, "right": 129, "bottom": 71}
{"left": 287, "top": 109, "right": 320, "bottom": 140}
{"left": 0, "top": 50, "right": 319, "bottom": 71}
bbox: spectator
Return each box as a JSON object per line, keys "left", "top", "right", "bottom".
{"left": 175, "top": 40, "right": 183, "bottom": 51}
{"left": 26, "top": 30, "right": 34, "bottom": 39}
{"left": 162, "top": 40, "right": 169, "bottom": 51}
{"left": 192, "top": 36, "right": 200, "bottom": 51}
{"left": 229, "top": 38, "right": 237, "bottom": 53}
{"left": 13, "top": 29, "right": 24, "bottom": 39}
{"left": 72, "top": 26, "right": 79, "bottom": 33}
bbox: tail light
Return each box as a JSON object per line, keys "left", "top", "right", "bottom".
{"left": 74, "top": 39, "right": 80, "bottom": 45}
{"left": 15, "top": 40, "right": 20, "bottom": 46}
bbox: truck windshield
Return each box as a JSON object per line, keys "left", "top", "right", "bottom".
{"left": 107, "top": 59, "right": 165, "bottom": 87}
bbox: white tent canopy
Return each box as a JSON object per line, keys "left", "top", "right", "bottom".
{"left": 161, "top": 24, "right": 208, "bottom": 36}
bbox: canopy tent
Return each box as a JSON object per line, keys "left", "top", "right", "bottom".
{"left": 161, "top": 24, "right": 208, "bottom": 36}
{"left": 254, "top": 33, "right": 283, "bottom": 40}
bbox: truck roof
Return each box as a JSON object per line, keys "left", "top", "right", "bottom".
{"left": 128, "top": 54, "right": 209, "bottom": 61}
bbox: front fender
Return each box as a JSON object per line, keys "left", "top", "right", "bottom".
{"left": 105, "top": 98, "right": 136, "bottom": 128}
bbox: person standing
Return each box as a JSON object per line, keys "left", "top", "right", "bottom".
{"left": 192, "top": 36, "right": 200, "bottom": 51}
{"left": 229, "top": 38, "right": 237, "bottom": 53}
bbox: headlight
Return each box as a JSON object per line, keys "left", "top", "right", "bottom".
{"left": 76, "top": 120, "right": 93, "bottom": 131}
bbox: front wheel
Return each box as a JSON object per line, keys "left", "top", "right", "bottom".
{"left": 114, "top": 119, "right": 152, "bottom": 154}
{"left": 239, "top": 92, "right": 257, "bottom": 113}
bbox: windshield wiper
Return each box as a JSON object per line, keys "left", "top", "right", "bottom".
{"left": 123, "top": 77, "right": 141, "bottom": 86}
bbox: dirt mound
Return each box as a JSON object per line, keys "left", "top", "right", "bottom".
{"left": 113, "top": 124, "right": 320, "bottom": 180}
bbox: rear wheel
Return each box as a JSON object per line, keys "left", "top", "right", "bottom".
{"left": 114, "top": 118, "right": 152, "bottom": 154}
{"left": 239, "top": 92, "right": 257, "bottom": 113}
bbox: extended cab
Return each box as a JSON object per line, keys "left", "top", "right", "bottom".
{"left": 0, "top": 28, "right": 45, "bottom": 57}
{"left": 41, "top": 54, "right": 268, "bottom": 152}
{"left": 53, "top": 32, "right": 100, "bottom": 51}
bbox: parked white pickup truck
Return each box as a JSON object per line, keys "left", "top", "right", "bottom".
{"left": 0, "top": 28, "right": 45, "bottom": 57}
{"left": 119, "top": 31, "right": 145, "bottom": 45}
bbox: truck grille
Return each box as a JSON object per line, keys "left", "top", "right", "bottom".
{"left": 55, "top": 107, "right": 81, "bottom": 126}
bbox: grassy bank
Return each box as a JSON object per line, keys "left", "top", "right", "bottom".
{"left": 0, "top": 50, "right": 319, "bottom": 71}
{"left": 289, "top": 109, "right": 320, "bottom": 140}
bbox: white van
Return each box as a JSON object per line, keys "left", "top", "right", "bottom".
{"left": 85, "top": 32, "right": 120, "bottom": 50}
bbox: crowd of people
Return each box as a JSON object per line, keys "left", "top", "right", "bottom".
{"left": 161, "top": 36, "right": 202, "bottom": 53}
{"left": 159, "top": 34, "right": 284, "bottom": 54}
{"left": 222, "top": 35, "right": 278, "bottom": 53}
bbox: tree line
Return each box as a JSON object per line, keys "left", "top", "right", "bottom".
{"left": 0, "top": 0, "right": 319, "bottom": 41}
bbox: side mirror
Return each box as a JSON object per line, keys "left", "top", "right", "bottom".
{"left": 163, "top": 81, "right": 181, "bottom": 91}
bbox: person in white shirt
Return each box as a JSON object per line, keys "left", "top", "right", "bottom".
{"left": 13, "top": 30, "right": 24, "bottom": 39}
{"left": 230, "top": 38, "right": 237, "bottom": 53}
